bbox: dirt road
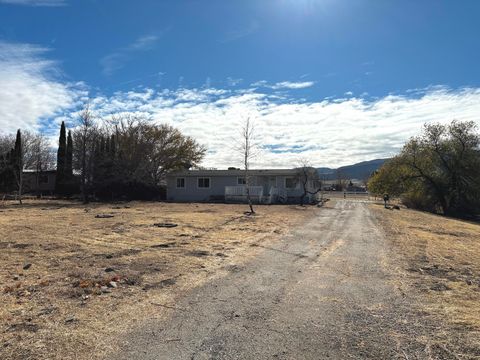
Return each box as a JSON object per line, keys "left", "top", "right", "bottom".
{"left": 113, "top": 201, "right": 433, "bottom": 359}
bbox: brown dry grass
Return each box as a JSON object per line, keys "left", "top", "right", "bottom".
{"left": 371, "top": 204, "right": 480, "bottom": 356}
{"left": 0, "top": 200, "right": 315, "bottom": 360}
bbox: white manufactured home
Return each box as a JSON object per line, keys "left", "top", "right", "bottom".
{"left": 166, "top": 168, "right": 320, "bottom": 204}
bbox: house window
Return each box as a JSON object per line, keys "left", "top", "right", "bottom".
{"left": 285, "top": 177, "right": 297, "bottom": 189}
{"left": 176, "top": 178, "right": 185, "bottom": 188}
{"left": 237, "top": 177, "right": 246, "bottom": 185}
{"left": 198, "top": 177, "right": 210, "bottom": 188}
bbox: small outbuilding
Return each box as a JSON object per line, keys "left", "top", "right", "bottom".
{"left": 22, "top": 170, "right": 56, "bottom": 195}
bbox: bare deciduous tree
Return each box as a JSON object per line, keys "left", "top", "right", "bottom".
{"left": 234, "top": 117, "right": 259, "bottom": 214}
{"left": 1, "top": 131, "right": 55, "bottom": 200}
{"left": 26, "top": 133, "right": 55, "bottom": 197}
{"left": 0, "top": 134, "right": 14, "bottom": 155}
{"left": 296, "top": 159, "right": 322, "bottom": 206}
{"left": 334, "top": 169, "right": 348, "bottom": 191}
{"left": 73, "top": 104, "right": 97, "bottom": 204}
{"left": 70, "top": 113, "right": 205, "bottom": 200}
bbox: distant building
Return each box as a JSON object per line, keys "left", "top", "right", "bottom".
{"left": 166, "top": 168, "right": 319, "bottom": 204}
{"left": 346, "top": 183, "right": 367, "bottom": 192}
{"left": 22, "top": 170, "right": 56, "bottom": 195}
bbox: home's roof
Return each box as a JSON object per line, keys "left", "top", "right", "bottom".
{"left": 168, "top": 169, "right": 300, "bottom": 177}
{"left": 23, "top": 169, "right": 56, "bottom": 174}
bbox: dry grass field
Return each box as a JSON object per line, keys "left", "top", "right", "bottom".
{"left": 372, "top": 204, "right": 480, "bottom": 357}
{"left": 0, "top": 200, "right": 315, "bottom": 360}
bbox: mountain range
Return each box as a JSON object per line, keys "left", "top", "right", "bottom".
{"left": 317, "top": 158, "right": 388, "bottom": 181}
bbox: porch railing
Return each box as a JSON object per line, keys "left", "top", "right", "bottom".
{"left": 225, "top": 186, "right": 263, "bottom": 196}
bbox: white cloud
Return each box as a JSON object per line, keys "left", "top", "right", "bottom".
{"left": 0, "top": 0, "right": 65, "bottom": 6}
{"left": 100, "top": 34, "right": 160, "bottom": 76}
{"left": 129, "top": 35, "right": 159, "bottom": 51}
{"left": 271, "top": 81, "right": 315, "bottom": 90}
{"left": 1, "top": 42, "right": 478, "bottom": 169}
{"left": 0, "top": 41, "right": 81, "bottom": 136}
{"left": 251, "top": 80, "right": 268, "bottom": 88}
{"left": 76, "top": 86, "right": 480, "bottom": 169}
{"left": 252, "top": 80, "right": 315, "bottom": 90}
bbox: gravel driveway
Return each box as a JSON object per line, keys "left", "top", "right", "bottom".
{"left": 113, "top": 201, "right": 434, "bottom": 359}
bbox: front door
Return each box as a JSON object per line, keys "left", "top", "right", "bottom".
{"left": 268, "top": 176, "right": 276, "bottom": 193}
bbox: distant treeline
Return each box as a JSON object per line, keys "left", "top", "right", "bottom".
{"left": 0, "top": 107, "right": 205, "bottom": 203}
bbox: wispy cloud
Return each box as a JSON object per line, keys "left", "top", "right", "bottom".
{"left": 252, "top": 80, "right": 315, "bottom": 90}
{"left": 128, "top": 35, "right": 159, "bottom": 51}
{"left": 322, "top": 72, "right": 336, "bottom": 78}
{"left": 220, "top": 20, "right": 259, "bottom": 43}
{"left": 100, "top": 34, "right": 161, "bottom": 76}
{"left": 227, "top": 77, "right": 243, "bottom": 87}
{"left": 271, "top": 81, "right": 315, "bottom": 90}
{"left": 0, "top": 0, "right": 66, "bottom": 6}
{"left": 0, "top": 41, "right": 82, "bottom": 136}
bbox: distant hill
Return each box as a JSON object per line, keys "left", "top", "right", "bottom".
{"left": 317, "top": 158, "right": 388, "bottom": 181}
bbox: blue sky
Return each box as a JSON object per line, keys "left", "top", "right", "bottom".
{"left": 1, "top": 0, "right": 480, "bottom": 168}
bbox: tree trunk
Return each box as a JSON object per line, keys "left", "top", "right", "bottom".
{"left": 300, "top": 192, "right": 306, "bottom": 206}
{"left": 17, "top": 171, "right": 22, "bottom": 205}
{"left": 13, "top": 169, "right": 23, "bottom": 205}
{"left": 81, "top": 151, "right": 87, "bottom": 204}
{"left": 245, "top": 169, "right": 254, "bottom": 214}
{"left": 439, "top": 197, "right": 449, "bottom": 216}
{"left": 244, "top": 137, "right": 254, "bottom": 213}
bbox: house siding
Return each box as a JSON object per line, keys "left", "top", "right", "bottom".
{"left": 23, "top": 172, "right": 56, "bottom": 194}
{"left": 167, "top": 175, "right": 255, "bottom": 202}
{"left": 165, "top": 170, "right": 318, "bottom": 203}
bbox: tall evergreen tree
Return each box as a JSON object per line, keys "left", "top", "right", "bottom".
{"left": 66, "top": 130, "right": 73, "bottom": 177}
{"left": 13, "top": 130, "right": 23, "bottom": 204}
{"left": 64, "top": 130, "right": 73, "bottom": 195}
{"left": 55, "top": 121, "right": 66, "bottom": 194}
{"left": 13, "top": 130, "right": 21, "bottom": 168}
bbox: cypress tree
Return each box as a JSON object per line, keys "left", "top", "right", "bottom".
{"left": 13, "top": 130, "right": 23, "bottom": 204}
{"left": 65, "top": 130, "right": 73, "bottom": 195}
{"left": 66, "top": 130, "right": 73, "bottom": 177}
{"left": 9, "top": 149, "right": 15, "bottom": 168}
{"left": 55, "top": 121, "right": 66, "bottom": 194}
{"left": 13, "top": 130, "right": 21, "bottom": 168}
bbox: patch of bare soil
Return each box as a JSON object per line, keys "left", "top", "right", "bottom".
{"left": 372, "top": 204, "right": 480, "bottom": 359}
{"left": 0, "top": 200, "right": 315, "bottom": 360}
